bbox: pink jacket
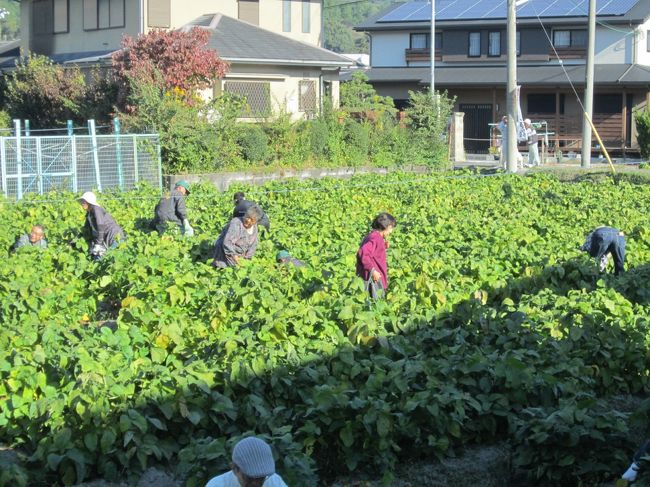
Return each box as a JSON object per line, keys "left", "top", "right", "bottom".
{"left": 356, "top": 230, "right": 388, "bottom": 289}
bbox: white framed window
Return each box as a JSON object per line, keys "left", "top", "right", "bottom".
{"left": 302, "top": 0, "right": 310, "bottom": 33}
{"left": 410, "top": 33, "right": 429, "bottom": 49}
{"left": 283, "top": 0, "right": 291, "bottom": 32}
{"left": 299, "top": 80, "right": 317, "bottom": 112}
{"left": 53, "top": 0, "right": 69, "bottom": 33}
{"left": 33, "top": 0, "right": 69, "bottom": 34}
{"left": 488, "top": 31, "right": 501, "bottom": 57}
{"left": 553, "top": 29, "right": 586, "bottom": 48}
{"left": 468, "top": 32, "right": 481, "bottom": 57}
{"left": 647, "top": 30, "right": 650, "bottom": 52}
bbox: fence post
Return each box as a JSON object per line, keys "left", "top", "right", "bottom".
{"left": 24, "top": 120, "right": 30, "bottom": 137}
{"left": 0, "top": 137, "right": 6, "bottom": 197}
{"left": 67, "top": 120, "right": 73, "bottom": 137}
{"left": 156, "top": 137, "right": 162, "bottom": 192}
{"left": 71, "top": 132, "right": 78, "bottom": 193}
{"left": 132, "top": 135, "right": 139, "bottom": 183}
{"left": 88, "top": 119, "right": 102, "bottom": 191}
{"left": 14, "top": 119, "right": 22, "bottom": 200}
{"left": 113, "top": 118, "right": 124, "bottom": 190}
{"left": 36, "top": 137, "right": 43, "bottom": 194}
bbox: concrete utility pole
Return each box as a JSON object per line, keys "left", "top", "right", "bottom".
{"left": 506, "top": 0, "right": 518, "bottom": 173}
{"left": 430, "top": 0, "right": 435, "bottom": 94}
{"left": 581, "top": 0, "right": 596, "bottom": 168}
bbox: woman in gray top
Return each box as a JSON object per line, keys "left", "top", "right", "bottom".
{"left": 212, "top": 205, "right": 264, "bottom": 268}
{"left": 79, "top": 191, "right": 125, "bottom": 260}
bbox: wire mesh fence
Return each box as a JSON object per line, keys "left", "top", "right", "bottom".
{"left": 0, "top": 134, "right": 162, "bottom": 199}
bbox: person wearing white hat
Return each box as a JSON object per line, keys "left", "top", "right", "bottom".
{"left": 205, "top": 437, "right": 288, "bottom": 487}
{"left": 79, "top": 191, "right": 125, "bottom": 260}
{"left": 524, "top": 118, "right": 540, "bottom": 167}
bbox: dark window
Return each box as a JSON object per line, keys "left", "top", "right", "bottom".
{"left": 32, "top": 0, "right": 53, "bottom": 35}
{"left": 435, "top": 32, "right": 442, "bottom": 49}
{"left": 488, "top": 31, "right": 501, "bottom": 57}
{"left": 553, "top": 29, "right": 587, "bottom": 48}
{"left": 410, "top": 33, "right": 429, "bottom": 49}
{"left": 594, "top": 94, "right": 622, "bottom": 114}
{"left": 516, "top": 31, "right": 520, "bottom": 56}
{"left": 84, "top": 0, "right": 124, "bottom": 30}
{"left": 468, "top": 32, "right": 481, "bottom": 57}
{"left": 527, "top": 94, "right": 556, "bottom": 114}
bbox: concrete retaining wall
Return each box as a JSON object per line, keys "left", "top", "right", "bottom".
{"left": 164, "top": 166, "right": 432, "bottom": 192}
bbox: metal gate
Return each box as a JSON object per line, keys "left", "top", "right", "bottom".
{"left": 460, "top": 103, "right": 493, "bottom": 153}
{"left": 0, "top": 134, "right": 162, "bottom": 199}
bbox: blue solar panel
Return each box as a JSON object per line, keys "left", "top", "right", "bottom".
{"left": 376, "top": 0, "right": 637, "bottom": 22}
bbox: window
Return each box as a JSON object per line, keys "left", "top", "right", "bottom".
{"left": 84, "top": 0, "right": 124, "bottom": 30}
{"left": 302, "top": 0, "right": 310, "bottom": 33}
{"left": 594, "top": 94, "right": 622, "bottom": 114}
{"left": 32, "top": 0, "right": 68, "bottom": 34}
{"left": 435, "top": 32, "right": 442, "bottom": 49}
{"left": 553, "top": 29, "right": 587, "bottom": 48}
{"left": 488, "top": 31, "right": 501, "bottom": 57}
{"left": 238, "top": 0, "right": 259, "bottom": 26}
{"left": 527, "top": 94, "right": 556, "bottom": 114}
{"left": 283, "top": 0, "right": 291, "bottom": 32}
{"left": 224, "top": 81, "right": 271, "bottom": 118}
{"left": 410, "top": 33, "right": 429, "bottom": 49}
{"left": 516, "top": 31, "right": 521, "bottom": 56}
{"left": 647, "top": 30, "right": 650, "bottom": 52}
{"left": 299, "top": 80, "right": 317, "bottom": 112}
{"left": 468, "top": 32, "right": 481, "bottom": 57}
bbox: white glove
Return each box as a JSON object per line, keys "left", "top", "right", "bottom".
{"left": 182, "top": 219, "right": 194, "bottom": 237}
{"left": 90, "top": 243, "right": 107, "bottom": 257}
{"left": 622, "top": 462, "right": 639, "bottom": 482}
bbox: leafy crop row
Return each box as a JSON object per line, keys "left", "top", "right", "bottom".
{"left": 1, "top": 172, "right": 650, "bottom": 486}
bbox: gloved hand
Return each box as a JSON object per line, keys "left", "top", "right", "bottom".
{"left": 182, "top": 219, "right": 194, "bottom": 237}
{"left": 90, "top": 243, "right": 107, "bottom": 257}
{"left": 622, "top": 462, "right": 639, "bottom": 481}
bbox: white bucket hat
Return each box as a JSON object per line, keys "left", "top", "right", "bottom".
{"left": 80, "top": 191, "right": 99, "bottom": 207}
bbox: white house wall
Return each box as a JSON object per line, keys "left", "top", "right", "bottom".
{"left": 370, "top": 32, "right": 410, "bottom": 67}
{"left": 595, "top": 26, "right": 634, "bottom": 64}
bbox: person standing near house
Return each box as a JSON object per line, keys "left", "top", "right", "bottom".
{"left": 524, "top": 119, "right": 540, "bottom": 166}
{"left": 580, "top": 226, "right": 626, "bottom": 275}
{"left": 356, "top": 213, "right": 397, "bottom": 299}
{"left": 79, "top": 191, "right": 125, "bottom": 260}
{"left": 233, "top": 192, "right": 270, "bottom": 232}
{"left": 14, "top": 225, "right": 48, "bottom": 250}
{"left": 153, "top": 180, "right": 194, "bottom": 236}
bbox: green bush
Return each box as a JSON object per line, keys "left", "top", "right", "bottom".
{"left": 309, "top": 119, "right": 330, "bottom": 159}
{"left": 343, "top": 119, "right": 370, "bottom": 165}
{"left": 236, "top": 124, "right": 269, "bottom": 164}
{"left": 636, "top": 108, "right": 650, "bottom": 160}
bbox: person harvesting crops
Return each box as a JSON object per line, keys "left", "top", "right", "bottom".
{"left": 621, "top": 439, "right": 650, "bottom": 482}
{"left": 14, "top": 225, "right": 47, "bottom": 250}
{"left": 580, "top": 226, "right": 626, "bottom": 275}
{"left": 356, "top": 212, "right": 396, "bottom": 299}
{"left": 205, "top": 437, "right": 287, "bottom": 487}
{"left": 276, "top": 250, "right": 305, "bottom": 267}
{"left": 153, "top": 180, "right": 194, "bottom": 236}
{"left": 233, "top": 192, "right": 270, "bottom": 231}
{"left": 212, "top": 205, "right": 264, "bottom": 268}
{"left": 79, "top": 191, "right": 125, "bottom": 260}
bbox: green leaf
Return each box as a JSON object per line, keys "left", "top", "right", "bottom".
{"left": 339, "top": 423, "right": 354, "bottom": 448}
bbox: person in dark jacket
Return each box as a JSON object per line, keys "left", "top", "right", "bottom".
{"left": 14, "top": 225, "right": 48, "bottom": 250}
{"left": 580, "top": 226, "right": 626, "bottom": 275}
{"left": 356, "top": 213, "right": 396, "bottom": 299}
{"left": 212, "top": 205, "right": 264, "bottom": 268}
{"left": 233, "top": 192, "right": 270, "bottom": 231}
{"left": 79, "top": 191, "right": 125, "bottom": 260}
{"left": 153, "top": 180, "right": 193, "bottom": 236}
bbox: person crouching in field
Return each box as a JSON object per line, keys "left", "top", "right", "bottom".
{"left": 580, "top": 226, "right": 626, "bottom": 275}
{"left": 79, "top": 191, "right": 125, "bottom": 260}
{"left": 14, "top": 225, "right": 47, "bottom": 250}
{"left": 153, "top": 180, "right": 194, "bottom": 236}
{"left": 356, "top": 212, "right": 396, "bottom": 299}
{"left": 212, "top": 205, "right": 264, "bottom": 268}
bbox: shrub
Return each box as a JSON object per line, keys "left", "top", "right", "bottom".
{"left": 309, "top": 119, "right": 330, "bottom": 159}
{"left": 343, "top": 119, "right": 370, "bottom": 165}
{"left": 236, "top": 124, "right": 269, "bottom": 164}
{"left": 636, "top": 108, "right": 650, "bottom": 160}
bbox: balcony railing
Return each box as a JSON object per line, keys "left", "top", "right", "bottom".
{"left": 405, "top": 48, "right": 442, "bottom": 63}
{"left": 550, "top": 47, "right": 587, "bottom": 59}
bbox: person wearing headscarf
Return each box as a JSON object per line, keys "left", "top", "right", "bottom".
{"left": 153, "top": 180, "right": 194, "bottom": 236}
{"left": 79, "top": 191, "right": 125, "bottom": 260}
{"left": 205, "top": 437, "right": 287, "bottom": 487}
{"left": 212, "top": 205, "right": 264, "bottom": 268}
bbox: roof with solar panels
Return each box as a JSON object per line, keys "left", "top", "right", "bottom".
{"left": 355, "top": 0, "right": 650, "bottom": 30}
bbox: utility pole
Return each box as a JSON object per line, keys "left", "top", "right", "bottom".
{"left": 581, "top": 0, "right": 596, "bottom": 168}
{"left": 430, "top": 0, "right": 435, "bottom": 94}
{"left": 506, "top": 0, "right": 518, "bottom": 173}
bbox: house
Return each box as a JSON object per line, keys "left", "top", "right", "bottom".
{"left": 14, "top": 0, "right": 351, "bottom": 119}
{"left": 354, "top": 0, "right": 650, "bottom": 153}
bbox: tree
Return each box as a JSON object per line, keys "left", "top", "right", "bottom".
{"left": 340, "top": 71, "right": 395, "bottom": 114}
{"left": 112, "top": 28, "right": 229, "bottom": 102}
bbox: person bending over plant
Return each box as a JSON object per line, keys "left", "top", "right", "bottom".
{"left": 356, "top": 212, "right": 396, "bottom": 299}
{"left": 79, "top": 191, "right": 125, "bottom": 261}
{"left": 233, "top": 192, "right": 270, "bottom": 232}
{"left": 580, "top": 226, "right": 626, "bottom": 275}
{"left": 212, "top": 205, "right": 264, "bottom": 268}
{"left": 153, "top": 180, "right": 194, "bottom": 236}
{"left": 205, "top": 437, "right": 287, "bottom": 487}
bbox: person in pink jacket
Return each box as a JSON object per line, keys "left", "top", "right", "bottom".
{"left": 356, "top": 212, "right": 396, "bottom": 298}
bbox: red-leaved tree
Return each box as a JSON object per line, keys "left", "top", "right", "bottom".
{"left": 112, "top": 27, "right": 229, "bottom": 100}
